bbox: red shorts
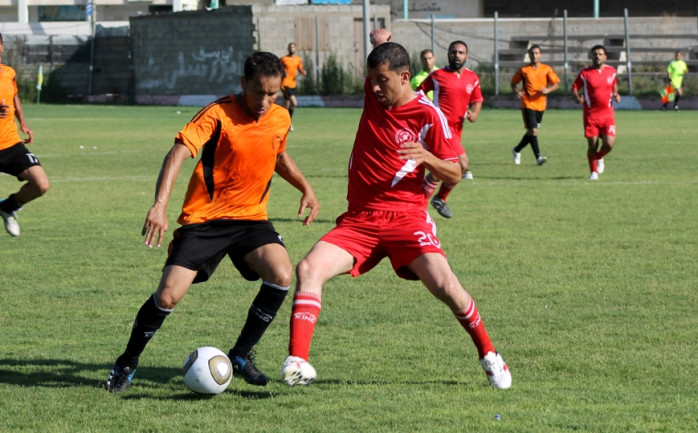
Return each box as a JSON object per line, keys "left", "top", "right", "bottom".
{"left": 450, "top": 130, "right": 466, "bottom": 156}
{"left": 320, "top": 209, "right": 445, "bottom": 281}
{"left": 583, "top": 116, "right": 616, "bottom": 138}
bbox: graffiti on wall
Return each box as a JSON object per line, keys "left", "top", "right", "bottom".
{"left": 138, "top": 46, "right": 245, "bottom": 93}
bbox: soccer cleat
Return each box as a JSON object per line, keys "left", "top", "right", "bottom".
{"left": 463, "top": 170, "right": 474, "bottom": 180}
{"left": 674, "top": 105, "right": 679, "bottom": 111}
{"left": 536, "top": 156, "right": 548, "bottom": 166}
{"left": 589, "top": 171, "right": 599, "bottom": 180}
{"left": 0, "top": 199, "right": 20, "bottom": 237}
{"left": 596, "top": 158, "right": 605, "bottom": 174}
{"left": 281, "top": 356, "right": 317, "bottom": 387}
{"left": 512, "top": 148, "right": 521, "bottom": 165}
{"left": 430, "top": 197, "right": 453, "bottom": 219}
{"left": 106, "top": 362, "right": 137, "bottom": 393}
{"left": 290, "top": 124, "right": 294, "bottom": 131}
{"left": 480, "top": 351, "right": 512, "bottom": 390}
{"left": 230, "top": 350, "right": 268, "bottom": 386}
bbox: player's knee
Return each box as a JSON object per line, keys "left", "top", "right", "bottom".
{"left": 268, "top": 264, "right": 293, "bottom": 287}
{"left": 34, "top": 176, "right": 50, "bottom": 196}
{"left": 154, "top": 292, "right": 179, "bottom": 310}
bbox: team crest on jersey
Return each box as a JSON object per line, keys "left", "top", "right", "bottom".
{"left": 394, "top": 128, "right": 417, "bottom": 145}
{"left": 607, "top": 76, "right": 615, "bottom": 84}
{"left": 466, "top": 83, "right": 475, "bottom": 94}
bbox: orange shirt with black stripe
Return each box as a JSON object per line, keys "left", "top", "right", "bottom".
{"left": 175, "top": 96, "right": 291, "bottom": 225}
{"left": 281, "top": 55, "right": 303, "bottom": 89}
{"left": 0, "top": 65, "right": 22, "bottom": 150}
{"left": 511, "top": 63, "right": 560, "bottom": 112}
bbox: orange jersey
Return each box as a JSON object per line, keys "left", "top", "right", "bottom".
{"left": 175, "top": 96, "right": 291, "bottom": 225}
{"left": 0, "top": 65, "right": 22, "bottom": 150}
{"left": 281, "top": 55, "right": 303, "bottom": 89}
{"left": 511, "top": 63, "right": 560, "bottom": 111}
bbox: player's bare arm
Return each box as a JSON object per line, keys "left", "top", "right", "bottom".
{"left": 612, "top": 84, "right": 621, "bottom": 103}
{"left": 143, "top": 142, "right": 191, "bottom": 248}
{"left": 465, "top": 101, "right": 482, "bottom": 123}
{"left": 572, "top": 88, "right": 584, "bottom": 104}
{"left": 398, "top": 142, "right": 461, "bottom": 185}
{"left": 541, "top": 81, "right": 559, "bottom": 95}
{"left": 275, "top": 151, "right": 320, "bottom": 226}
{"left": 13, "top": 94, "right": 33, "bottom": 144}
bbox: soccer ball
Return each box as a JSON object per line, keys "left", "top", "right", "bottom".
{"left": 182, "top": 346, "right": 233, "bottom": 395}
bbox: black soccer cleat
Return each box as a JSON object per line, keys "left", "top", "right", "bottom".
{"left": 106, "top": 358, "right": 138, "bottom": 393}
{"left": 229, "top": 350, "right": 268, "bottom": 386}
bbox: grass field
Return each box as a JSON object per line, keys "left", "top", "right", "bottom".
{"left": 0, "top": 104, "right": 696, "bottom": 432}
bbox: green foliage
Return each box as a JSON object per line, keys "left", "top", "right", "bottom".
{"left": 320, "top": 53, "right": 363, "bottom": 96}
{"left": 1, "top": 105, "right": 697, "bottom": 432}
{"left": 297, "top": 53, "right": 317, "bottom": 96}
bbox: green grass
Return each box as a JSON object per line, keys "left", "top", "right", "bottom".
{"left": 0, "top": 104, "right": 697, "bottom": 432}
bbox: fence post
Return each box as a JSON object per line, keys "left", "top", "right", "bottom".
{"left": 494, "top": 11, "right": 499, "bottom": 96}
{"left": 563, "top": 10, "right": 569, "bottom": 93}
{"left": 624, "top": 8, "right": 633, "bottom": 95}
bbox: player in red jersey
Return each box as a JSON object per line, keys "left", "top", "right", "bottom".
{"left": 418, "top": 40, "right": 483, "bottom": 218}
{"left": 571, "top": 45, "right": 621, "bottom": 180}
{"left": 281, "top": 34, "right": 511, "bottom": 390}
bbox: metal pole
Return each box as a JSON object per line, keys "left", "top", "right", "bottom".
{"left": 403, "top": 0, "right": 408, "bottom": 20}
{"left": 594, "top": 0, "right": 600, "bottom": 18}
{"left": 315, "top": 16, "right": 320, "bottom": 95}
{"left": 88, "top": 2, "right": 95, "bottom": 95}
{"left": 562, "top": 9, "right": 570, "bottom": 95}
{"left": 363, "top": 0, "right": 370, "bottom": 61}
{"left": 256, "top": 17, "right": 261, "bottom": 50}
{"left": 494, "top": 12, "right": 499, "bottom": 96}
{"left": 430, "top": 14, "right": 435, "bottom": 53}
{"left": 623, "top": 8, "right": 633, "bottom": 95}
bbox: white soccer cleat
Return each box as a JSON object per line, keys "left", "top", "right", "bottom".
{"left": 597, "top": 158, "right": 605, "bottom": 174}
{"left": 480, "top": 351, "right": 512, "bottom": 389}
{"left": 463, "top": 170, "right": 474, "bottom": 180}
{"left": 281, "top": 356, "right": 317, "bottom": 387}
{"left": 537, "top": 156, "right": 548, "bottom": 166}
{"left": 0, "top": 200, "right": 20, "bottom": 237}
{"left": 589, "top": 171, "right": 599, "bottom": 180}
{"left": 512, "top": 148, "right": 521, "bottom": 165}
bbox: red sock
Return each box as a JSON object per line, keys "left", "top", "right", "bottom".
{"left": 454, "top": 299, "right": 495, "bottom": 358}
{"left": 587, "top": 153, "right": 597, "bottom": 172}
{"left": 288, "top": 292, "right": 322, "bottom": 360}
{"left": 436, "top": 182, "right": 455, "bottom": 201}
{"left": 595, "top": 149, "right": 610, "bottom": 160}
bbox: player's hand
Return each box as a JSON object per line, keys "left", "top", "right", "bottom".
{"left": 613, "top": 93, "right": 621, "bottom": 103}
{"left": 465, "top": 110, "right": 479, "bottom": 123}
{"left": 298, "top": 189, "right": 320, "bottom": 226}
{"left": 398, "top": 142, "right": 429, "bottom": 165}
{"left": 20, "top": 125, "right": 33, "bottom": 145}
{"left": 142, "top": 203, "right": 169, "bottom": 248}
{"left": 369, "top": 29, "right": 391, "bottom": 48}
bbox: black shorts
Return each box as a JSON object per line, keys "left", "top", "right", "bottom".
{"left": 0, "top": 143, "right": 42, "bottom": 179}
{"left": 165, "top": 219, "right": 286, "bottom": 284}
{"left": 522, "top": 108, "right": 544, "bottom": 130}
{"left": 281, "top": 86, "right": 296, "bottom": 99}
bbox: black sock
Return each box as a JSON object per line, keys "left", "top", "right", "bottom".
{"left": 530, "top": 136, "right": 541, "bottom": 158}
{"left": 230, "top": 282, "right": 289, "bottom": 358}
{"left": 289, "top": 108, "right": 294, "bottom": 118}
{"left": 120, "top": 294, "right": 172, "bottom": 367}
{"left": 0, "top": 194, "right": 21, "bottom": 213}
{"left": 674, "top": 94, "right": 681, "bottom": 107}
{"left": 514, "top": 135, "right": 530, "bottom": 152}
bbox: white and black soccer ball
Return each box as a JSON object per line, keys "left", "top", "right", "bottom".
{"left": 182, "top": 346, "right": 233, "bottom": 395}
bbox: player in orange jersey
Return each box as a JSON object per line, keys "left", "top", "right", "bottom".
{"left": 0, "top": 33, "right": 50, "bottom": 237}
{"left": 106, "top": 52, "right": 320, "bottom": 393}
{"left": 510, "top": 45, "right": 560, "bottom": 166}
{"left": 280, "top": 42, "right": 306, "bottom": 128}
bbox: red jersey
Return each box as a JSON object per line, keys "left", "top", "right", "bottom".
{"left": 572, "top": 65, "right": 617, "bottom": 119}
{"left": 418, "top": 66, "right": 483, "bottom": 138}
{"left": 346, "top": 79, "right": 458, "bottom": 212}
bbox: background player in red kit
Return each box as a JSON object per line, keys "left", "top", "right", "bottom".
{"left": 281, "top": 35, "right": 511, "bottom": 390}
{"left": 418, "top": 40, "right": 483, "bottom": 218}
{"left": 571, "top": 45, "right": 621, "bottom": 180}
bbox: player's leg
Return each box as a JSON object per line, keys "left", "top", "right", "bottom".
{"left": 409, "top": 253, "right": 511, "bottom": 389}
{"left": 289, "top": 94, "right": 298, "bottom": 118}
{"left": 0, "top": 146, "right": 49, "bottom": 237}
{"left": 228, "top": 242, "right": 293, "bottom": 386}
{"left": 282, "top": 240, "right": 354, "bottom": 386}
{"left": 431, "top": 152, "right": 466, "bottom": 219}
{"left": 106, "top": 265, "right": 196, "bottom": 393}
{"left": 674, "top": 86, "right": 682, "bottom": 109}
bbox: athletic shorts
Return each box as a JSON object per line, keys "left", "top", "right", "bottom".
{"left": 583, "top": 116, "right": 616, "bottom": 138}
{"left": 281, "top": 86, "right": 296, "bottom": 99}
{"left": 522, "top": 108, "right": 543, "bottom": 130}
{"left": 0, "top": 142, "right": 42, "bottom": 179}
{"left": 165, "top": 219, "right": 285, "bottom": 284}
{"left": 320, "top": 209, "right": 445, "bottom": 281}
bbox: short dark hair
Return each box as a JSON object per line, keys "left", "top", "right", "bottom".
{"left": 528, "top": 44, "right": 541, "bottom": 54}
{"left": 591, "top": 44, "right": 607, "bottom": 55}
{"left": 367, "top": 42, "right": 410, "bottom": 72}
{"left": 244, "top": 52, "right": 285, "bottom": 81}
{"left": 420, "top": 49, "right": 434, "bottom": 58}
{"left": 448, "top": 40, "right": 468, "bottom": 53}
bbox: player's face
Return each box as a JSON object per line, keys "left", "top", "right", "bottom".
{"left": 288, "top": 44, "right": 296, "bottom": 55}
{"left": 676, "top": 52, "right": 683, "bottom": 60}
{"left": 591, "top": 49, "right": 606, "bottom": 67}
{"left": 367, "top": 63, "right": 409, "bottom": 107}
{"left": 240, "top": 73, "right": 282, "bottom": 120}
{"left": 448, "top": 43, "right": 468, "bottom": 71}
{"left": 529, "top": 48, "right": 542, "bottom": 64}
{"left": 420, "top": 52, "right": 435, "bottom": 71}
